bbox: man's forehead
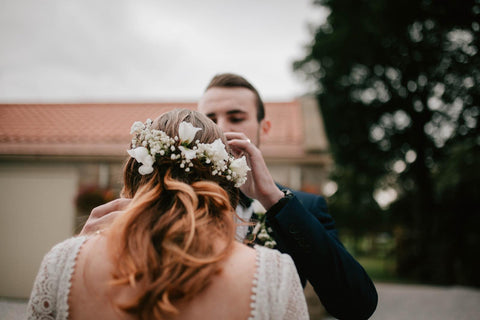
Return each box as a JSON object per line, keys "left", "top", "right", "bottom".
{"left": 199, "top": 87, "right": 256, "bottom": 112}
{"left": 199, "top": 96, "right": 253, "bottom": 115}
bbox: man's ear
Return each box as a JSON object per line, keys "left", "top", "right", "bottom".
{"left": 260, "top": 119, "right": 271, "bottom": 136}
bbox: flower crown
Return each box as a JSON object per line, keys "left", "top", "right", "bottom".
{"left": 127, "top": 119, "right": 250, "bottom": 188}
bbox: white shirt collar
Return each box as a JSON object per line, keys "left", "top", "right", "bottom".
{"left": 235, "top": 203, "right": 254, "bottom": 241}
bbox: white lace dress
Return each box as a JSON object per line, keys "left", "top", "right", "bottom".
{"left": 27, "top": 236, "right": 309, "bottom": 320}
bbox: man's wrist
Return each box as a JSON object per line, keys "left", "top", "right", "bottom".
{"left": 260, "top": 188, "right": 285, "bottom": 210}
{"left": 266, "top": 189, "right": 294, "bottom": 218}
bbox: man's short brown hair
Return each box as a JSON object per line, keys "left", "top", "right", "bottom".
{"left": 205, "top": 73, "right": 265, "bottom": 122}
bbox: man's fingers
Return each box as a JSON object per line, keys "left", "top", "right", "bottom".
{"left": 227, "top": 139, "right": 252, "bottom": 159}
{"left": 79, "top": 198, "right": 131, "bottom": 235}
{"left": 224, "top": 132, "right": 249, "bottom": 141}
{"left": 91, "top": 198, "right": 131, "bottom": 218}
{"left": 227, "top": 138, "right": 252, "bottom": 149}
{"left": 80, "top": 210, "right": 123, "bottom": 234}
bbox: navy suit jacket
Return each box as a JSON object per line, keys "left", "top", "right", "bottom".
{"left": 266, "top": 187, "right": 378, "bottom": 320}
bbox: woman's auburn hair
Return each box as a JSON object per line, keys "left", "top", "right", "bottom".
{"left": 107, "top": 109, "right": 239, "bottom": 318}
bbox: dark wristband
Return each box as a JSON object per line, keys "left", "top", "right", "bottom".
{"left": 266, "top": 189, "right": 294, "bottom": 218}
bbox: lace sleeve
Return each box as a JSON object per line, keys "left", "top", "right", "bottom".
{"left": 252, "top": 246, "right": 309, "bottom": 320}
{"left": 26, "top": 236, "right": 88, "bottom": 320}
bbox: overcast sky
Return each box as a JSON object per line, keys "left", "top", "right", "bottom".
{"left": 0, "top": 0, "right": 327, "bottom": 103}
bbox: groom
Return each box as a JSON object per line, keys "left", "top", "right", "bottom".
{"left": 198, "top": 73, "right": 377, "bottom": 320}
{"left": 83, "top": 73, "right": 378, "bottom": 319}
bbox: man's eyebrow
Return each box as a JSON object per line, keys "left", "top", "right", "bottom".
{"left": 206, "top": 109, "right": 247, "bottom": 118}
{"left": 226, "top": 109, "right": 247, "bottom": 115}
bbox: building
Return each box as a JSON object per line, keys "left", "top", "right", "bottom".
{"left": 0, "top": 97, "right": 331, "bottom": 298}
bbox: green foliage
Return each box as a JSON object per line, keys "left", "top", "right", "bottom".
{"left": 356, "top": 256, "right": 400, "bottom": 283}
{"left": 295, "top": 0, "right": 480, "bottom": 285}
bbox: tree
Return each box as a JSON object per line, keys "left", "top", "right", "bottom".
{"left": 295, "top": 0, "right": 480, "bottom": 285}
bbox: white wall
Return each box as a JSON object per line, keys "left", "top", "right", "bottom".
{"left": 0, "top": 163, "right": 78, "bottom": 298}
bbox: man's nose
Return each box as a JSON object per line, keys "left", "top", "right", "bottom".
{"left": 216, "top": 118, "right": 232, "bottom": 133}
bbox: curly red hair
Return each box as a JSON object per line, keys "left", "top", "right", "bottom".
{"left": 107, "top": 109, "right": 239, "bottom": 319}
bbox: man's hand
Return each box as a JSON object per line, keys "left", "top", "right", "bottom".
{"left": 226, "top": 132, "right": 284, "bottom": 210}
{"left": 79, "top": 198, "right": 131, "bottom": 235}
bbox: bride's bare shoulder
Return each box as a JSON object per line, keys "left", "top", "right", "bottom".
{"left": 224, "top": 242, "right": 257, "bottom": 272}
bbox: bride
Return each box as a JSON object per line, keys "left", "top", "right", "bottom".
{"left": 27, "top": 109, "right": 308, "bottom": 320}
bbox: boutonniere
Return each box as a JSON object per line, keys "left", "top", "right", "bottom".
{"left": 245, "top": 201, "right": 277, "bottom": 249}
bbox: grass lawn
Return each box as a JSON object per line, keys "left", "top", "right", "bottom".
{"left": 356, "top": 256, "right": 414, "bottom": 284}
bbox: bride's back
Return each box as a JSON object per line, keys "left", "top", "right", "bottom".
{"left": 70, "top": 236, "right": 256, "bottom": 320}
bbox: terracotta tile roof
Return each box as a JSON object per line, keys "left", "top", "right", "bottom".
{"left": 0, "top": 101, "right": 307, "bottom": 159}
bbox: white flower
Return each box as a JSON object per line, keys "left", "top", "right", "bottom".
{"left": 127, "top": 147, "right": 154, "bottom": 175}
{"left": 178, "top": 146, "right": 197, "bottom": 160}
{"left": 258, "top": 229, "right": 270, "bottom": 240}
{"left": 211, "top": 139, "right": 229, "bottom": 161}
{"left": 251, "top": 200, "right": 266, "bottom": 214}
{"left": 199, "top": 139, "right": 229, "bottom": 163}
{"left": 264, "top": 241, "right": 277, "bottom": 248}
{"left": 130, "top": 121, "right": 145, "bottom": 134}
{"left": 178, "top": 121, "right": 202, "bottom": 144}
{"left": 230, "top": 156, "right": 250, "bottom": 179}
{"left": 252, "top": 222, "right": 262, "bottom": 236}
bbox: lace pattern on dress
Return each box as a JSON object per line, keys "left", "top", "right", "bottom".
{"left": 249, "top": 245, "right": 309, "bottom": 320}
{"left": 27, "top": 236, "right": 88, "bottom": 320}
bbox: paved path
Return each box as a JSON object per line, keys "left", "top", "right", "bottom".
{"left": 367, "top": 283, "right": 480, "bottom": 320}
{"left": 2, "top": 282, "right": 480, "bottom": 319}
{"left": 0, "top": 298, "right": 27, "bottom": 320}
{"left": 306, "top": 282, "right": 480, "bottom": 319}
